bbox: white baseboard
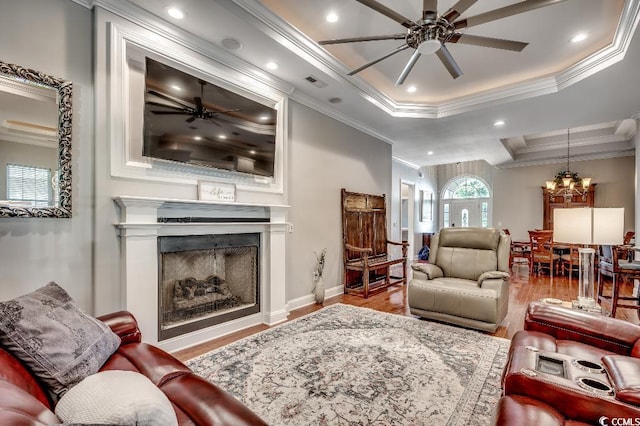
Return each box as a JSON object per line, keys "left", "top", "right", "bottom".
{"left": 263, "top": 308, "right": 288, "bottom": 326}
{"left": 286, "top": 284, "right": 344, "bottom": 312}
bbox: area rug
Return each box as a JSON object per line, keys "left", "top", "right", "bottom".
{"left": 187, "top": 304, "right": 509, "bottom": 425}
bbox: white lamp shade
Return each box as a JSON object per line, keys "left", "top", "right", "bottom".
{"left": 593, "top": 208, "right": 625, "bottom": 245}
{"left": 553, "top": 208, "right": 592, "bottom": 244}
{"left": 553, "top": 207, "right": 625, "bottom": 244}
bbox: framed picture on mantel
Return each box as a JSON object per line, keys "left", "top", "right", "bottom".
{"left": 420, "top": 190, "right": 433, "bottom": 222}
{"left": 197, "top": 181, "right": 236, "bottom": 203}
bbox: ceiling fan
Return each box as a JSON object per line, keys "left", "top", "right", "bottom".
{"left": 148, "top": 79, "right": 240, "bottom": 126}
{"left": 319, "top": 0, "right": 566, "bottom": 85}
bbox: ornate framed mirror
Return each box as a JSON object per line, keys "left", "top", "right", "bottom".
{"left": 0, "top": 60, "right": 72, "bottom": 218}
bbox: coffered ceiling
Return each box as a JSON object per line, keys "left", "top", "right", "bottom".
{"left": 101, "top": 0, "right": 640, "bottom": 168}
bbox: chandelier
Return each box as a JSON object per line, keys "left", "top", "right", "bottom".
{"left": 545, "top": 129, "right": 591, "bottom": 202}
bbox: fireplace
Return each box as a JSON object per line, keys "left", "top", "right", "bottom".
{"left": 158, "top": 233, "right": 260, "bottom": 340}
{"left": 115, "top": 196, "right": 288, "bottom": 351}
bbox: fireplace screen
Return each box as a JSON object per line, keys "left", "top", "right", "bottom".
{"left": 158, "top": 233, "right": 260, "bottom": 340}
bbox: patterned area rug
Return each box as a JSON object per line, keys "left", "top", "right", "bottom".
{"left": 187, "top": 304, "right": 509, "bottom": 425}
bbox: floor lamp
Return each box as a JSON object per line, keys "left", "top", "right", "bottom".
{"left": 553, "top": 207, "right": 624, "bottom": 309}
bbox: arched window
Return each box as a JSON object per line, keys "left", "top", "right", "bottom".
{"left": 441, "top": 176, "right": 492, "bottom": 228}
{"left": 442, "top": 176, "right": 490, "bottom": 199}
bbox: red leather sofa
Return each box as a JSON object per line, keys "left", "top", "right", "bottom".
{"left": 0, "top": 310, "right": 266, "bottom": 425}
{"left": 494, "top": 302, "right": 640, "bottom": 425}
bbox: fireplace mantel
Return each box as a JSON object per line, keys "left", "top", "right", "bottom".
{"left": 114, "top": 195, "right": 289, "bottom": 352}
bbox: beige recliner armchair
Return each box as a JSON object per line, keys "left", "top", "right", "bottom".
{"left": 408, "top": 227, "right": 511, "bottom": 332}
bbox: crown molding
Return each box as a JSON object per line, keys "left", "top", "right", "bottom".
{"left": 290, "top": 91, "right": 395, "bottom": 146}
{"left": 392, "top": 156, "right": 421, "bottom": 169}
{"left": 70, "top": 0, "right": 92, "bottom": 9}
{"left": 232, "top": 0, "right": 640, "bottom": 119}
{"left": 495, "top": 150, "right": 635, "bottom": 169}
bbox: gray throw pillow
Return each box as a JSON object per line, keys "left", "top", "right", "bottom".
{"left": 0, "top": 282, "right": 121, "bottom": 397}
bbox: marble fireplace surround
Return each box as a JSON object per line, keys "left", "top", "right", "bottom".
{"left": 115, "top": 196, "right": 289, "bottom": 352}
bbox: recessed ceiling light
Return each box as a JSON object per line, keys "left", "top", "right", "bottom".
{"left": 265, "top": 61, "right": 278, "bottom": 70}
{"left": 221, "top": 37, "right": 243, "bottom": 51}
{"left": 407, "top": 85, "right": 417, "bottom": 93}
{"left": 427, "top": 151, "right": 434, "bottom": 155}
{"left": 571, "top": 33, "right": 587, "bottom": 43}
{"left": 326, "top": 12, "right": 338, "bottom": 23}
{"left": 259, "top": 114, "right": 270, "bottom": 121}
{"left": 166, "top": 7, "right": 185, "bottom": 20}
{"left": 218, "top": 134, "right": 227, "bottom": 139}
{"left": 193, "top": 136, "right": 202, "bottom": 141}
{"left": 170, "top": 84, "right": 181, "bottom": 91}
{"left": 249, "top": 150, "right": 257, "bottom": 155}
{"left": 493, "top": 120, "right": 505, "bottom": 127}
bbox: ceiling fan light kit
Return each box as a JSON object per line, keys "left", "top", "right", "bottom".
{"left": 319, "top": 0, "right": 566, "bottom": 84}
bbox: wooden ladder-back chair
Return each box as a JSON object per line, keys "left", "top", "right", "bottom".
{"left": 341, "top": 188, "right": 409, "bottom": 298}
{"left": 528, "top": 230, "right": 560, "bottom": 277}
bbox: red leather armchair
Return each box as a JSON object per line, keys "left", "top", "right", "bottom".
{"left": 494, "top": 302, "right": 640, "bottom": 425}
{"left": 0, "top": 310, "right": 266, "bottom": 426}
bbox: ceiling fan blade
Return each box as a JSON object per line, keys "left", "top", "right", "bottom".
{"left": 146, "top": 90, "right": 193, "bottom": 109}
{"left": 450, "top": 33, "right": 528, "bottom": 51}
{"left": 146, "top": 101, "right": 186, "bottom": 111}
{"left": 423, "top": 0, "right": 437, "bottom": 20}
{"left": 395, "top": 50, "right": 422, "bottom": 86}
{"left": 453, "top": 0, "right": 566, "bottom": 29}
{"left": 319, "top": 34, "right": 406, "bottom": 45}
{"left": 442, "top": 0, "right": 477, "bottom": 22}
{"left": 435, "top": 44, "right": 463, "bottom": 79}
{"left": 186, "top": 116, "right": 197, "bottom": 123}
{"left": 355, "top": 0, "right": 416, "bottom": 29}
{"left": 348, "top": 44, "right": 411, "bottom": 75}
{"left": 150, "top": 111, "right": 190, "bottom": 115}
{"left": 214, "top": 108, "right": 241, "bottom": 115}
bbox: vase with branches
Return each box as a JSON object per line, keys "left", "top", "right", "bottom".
{"left": 313, "top": 248, "right": 327, "bottom": 304}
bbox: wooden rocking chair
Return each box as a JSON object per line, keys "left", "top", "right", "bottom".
{"left": 341, "top": 188, "right": 409, "bottom": 298}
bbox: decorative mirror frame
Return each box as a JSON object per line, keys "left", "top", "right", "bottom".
{"left": 0, "top": 60, "right": 72, "bottom": 218}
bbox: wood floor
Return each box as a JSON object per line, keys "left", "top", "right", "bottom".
{"left": 173, "top": 264, "right": 640, "bottom": 362}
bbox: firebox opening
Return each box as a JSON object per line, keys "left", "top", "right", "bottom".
{"left": 158, "top": 233, "right": 260, "bottom": 341}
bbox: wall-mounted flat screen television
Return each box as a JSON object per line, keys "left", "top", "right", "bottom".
{"left": 143, "top": 58, "right": 277, "bottom": 177}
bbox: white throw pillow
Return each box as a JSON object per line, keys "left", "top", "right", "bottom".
{"left": 55, "top": 370, "right": 178, "bottom": 426}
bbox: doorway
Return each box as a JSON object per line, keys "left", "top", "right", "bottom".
{"left": 400, "top": 181, "right": 416, "bottom": 262}
{"left": 441, "top": 175, "right": 491, "bottom": 228}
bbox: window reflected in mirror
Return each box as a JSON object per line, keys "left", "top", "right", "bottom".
{"left": 0, "top": 60, "right": 72, "bottom": 218}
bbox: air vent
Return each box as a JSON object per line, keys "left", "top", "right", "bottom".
{"left": 304, "top": 75, "right": 327, "bottom": 88}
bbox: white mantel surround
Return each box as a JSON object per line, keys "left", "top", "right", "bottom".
{"left": 114, "top": 196, "right": 289, "bottom": 352}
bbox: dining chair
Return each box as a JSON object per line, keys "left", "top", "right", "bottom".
{"left": 624, "top": 231, "right": 635, "bottom": 245}
{"left": 597, "top": 244, "right": 640, "bottom": 318}
{"left": 528, "top": 230, "right": 560, "bottom": 277}
{"left": 560, "top": 244, "right": 598, "bottom": 277}
{"left": 503, "top": 229, "right": 531, "bottom": 269}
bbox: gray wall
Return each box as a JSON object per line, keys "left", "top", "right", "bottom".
{"left": 0, "top": 0, "right": 94, "bottom": 308}
{"left": 287, "top": 101, "right": 392, "bottom": 301}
